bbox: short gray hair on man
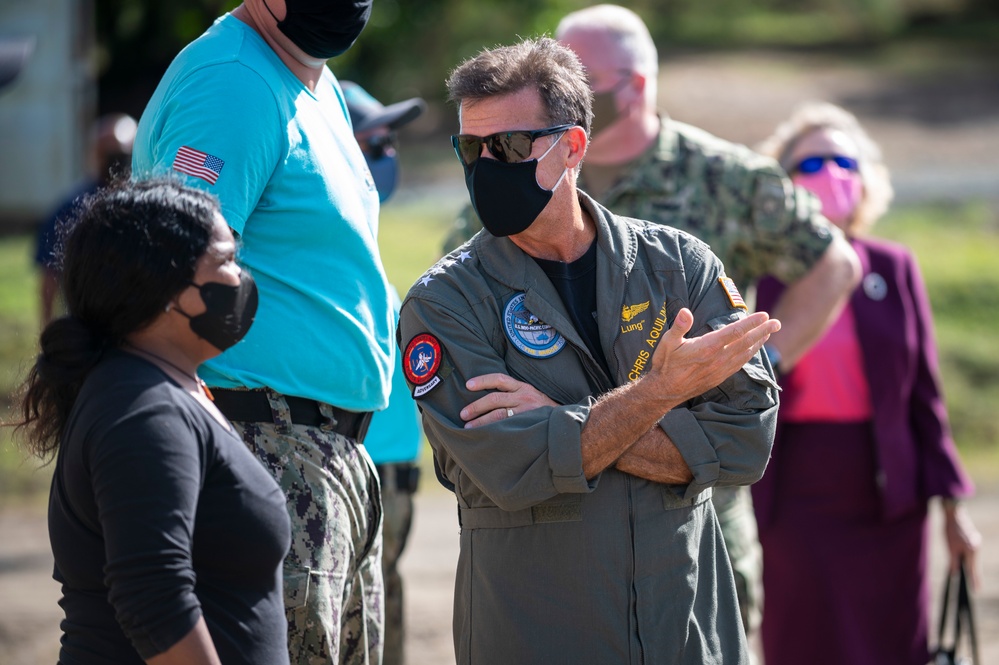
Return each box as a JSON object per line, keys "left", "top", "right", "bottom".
{"left": 555, "top": 4, "right": 659, "bottom": 78}
{"left": 757, "top": 101, "right": 894, "bottom": 236}
{"left": 555, "top": 5, "right": 659, "bottom": 109}
{"left": 446, "top": 36, "right": 593, "bottom": 135}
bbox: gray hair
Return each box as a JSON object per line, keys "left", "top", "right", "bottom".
{"left": 556, "top": 5, "right": 658, "bottom": 78}
{"left": 446, "top": 36, "right": 593, "bottom": 135}
{"left": 757, "top": 101, "right": 894, "bottom": 236}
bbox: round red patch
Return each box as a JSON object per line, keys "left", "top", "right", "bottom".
{"left": 403, "top": 333, "right": 442, "bottom": 385}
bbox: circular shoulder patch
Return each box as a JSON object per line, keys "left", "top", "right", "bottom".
{"left": 503, "top": 293, "right": 566, "bottom": 358}
{"left": 403, "top": 333, "right": 443, "bottom": 385}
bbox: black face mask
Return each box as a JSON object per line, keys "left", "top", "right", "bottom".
{"left": 176, "top": 272, "right": 259, "bottom": 352}
{"left": 263, "top": 0, "right": 372, "bottom": 60}
{"left": 463, "top": 138, "right": 567, "bottom": 238}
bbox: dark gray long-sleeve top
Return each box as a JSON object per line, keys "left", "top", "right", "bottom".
{"left": 48, "top": 351, "right": 290, "bottom": 664}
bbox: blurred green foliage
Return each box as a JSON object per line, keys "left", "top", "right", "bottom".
{"left": 877, "top": 201, "right": 999, "bottom": 456}
{"left": 96, "top": 0, "right": 999, "bottom": 116}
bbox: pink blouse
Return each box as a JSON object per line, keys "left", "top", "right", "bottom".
{"left": 780, "top": 303, "right": 873, "bottom": 423}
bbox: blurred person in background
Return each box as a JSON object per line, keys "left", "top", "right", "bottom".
{"left": 342, "top": 80, "right": 425, "bottom": 203}
{"left": 11, "top": 178, "right": 289, "bottom": 664}
{"left": 442, "top": 4, "right": 861, "bottom": 643}
{"left": 35, "top": 113, "right": 137, "bottom": 326}
{"left": 342, "top": 79, "right": 426, "bottom": 665}
{"left": 753, "top": 101, "right": 981, "bottom": 665}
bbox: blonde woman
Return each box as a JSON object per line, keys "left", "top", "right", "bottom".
{"left": 752, "top": 102, "right": 981, "bottom": 665}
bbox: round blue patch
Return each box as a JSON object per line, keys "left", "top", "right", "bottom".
{"left": 503, "top": 293, "right": 565, "bottom": 358}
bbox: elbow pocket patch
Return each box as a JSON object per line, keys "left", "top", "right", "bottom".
{"left": 705, "top": 313, "right": 778, "bottom": 391}
{"left": 741, "top": 355, "right": 779, "bottom": 391}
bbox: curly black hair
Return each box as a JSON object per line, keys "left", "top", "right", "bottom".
{"left": 12, "top": 176, "right": 220, "bottom": 458}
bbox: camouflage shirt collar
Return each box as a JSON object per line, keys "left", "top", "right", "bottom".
{"left": 597, "top": 114, "right": 678, "bottom": 205}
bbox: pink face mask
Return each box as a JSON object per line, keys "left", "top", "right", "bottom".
{"left": 793, "top": 165, "right": 862, "bottom": 227}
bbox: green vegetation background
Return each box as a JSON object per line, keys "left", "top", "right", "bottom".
{"left": 3, "top": 197, "right": 998, "bottom": 505}
{"left": 96, "top": 0, "right": 999, "bottom": 116}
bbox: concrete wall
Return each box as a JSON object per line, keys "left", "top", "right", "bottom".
{"left": 0, "top": 0, "right": 94, "bottom": 228}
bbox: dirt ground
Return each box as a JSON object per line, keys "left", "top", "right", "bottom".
{"left": 2, "top": 47, "right": 998, "bottom": 664}
{"left": 2, "top": 485, "right": 997, "bottom": 664}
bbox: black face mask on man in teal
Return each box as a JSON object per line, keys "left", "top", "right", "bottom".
{"left": 461, "top": 133, "right": 570, "bottom": 238}
{"left": 262, "top": 0, "right": 372, "bottom": 60}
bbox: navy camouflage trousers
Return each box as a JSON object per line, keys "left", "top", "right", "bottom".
{"left": 233, "top": 390, "right": 384, "bottom": 665}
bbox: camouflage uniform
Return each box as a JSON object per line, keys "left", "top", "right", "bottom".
{"left": 234, "top": 390, "right": 384, "bottom": 665}
{"left": 376, "top": 464, "right": 416, "bottom": 665}
{"left": 443, "top": 116, "right": 837, "bottom": 635}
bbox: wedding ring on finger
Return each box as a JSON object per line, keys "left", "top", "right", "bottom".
{"left": 506, "top": 408, "right": 515, "bottom": 418}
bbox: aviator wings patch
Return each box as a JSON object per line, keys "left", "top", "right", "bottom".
{"left": 621, "top": 301, "right": 650, "bottom": 322}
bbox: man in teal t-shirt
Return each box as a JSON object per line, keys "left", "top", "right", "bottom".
{"left": 132, "top": 1, "right": 390, "bottom": 662}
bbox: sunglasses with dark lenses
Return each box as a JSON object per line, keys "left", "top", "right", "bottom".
{"left": 451, "top": 124, "right": 576, "bottom": 167}
{"left": 796, "top": 154, "right": 860, "bottom": 174}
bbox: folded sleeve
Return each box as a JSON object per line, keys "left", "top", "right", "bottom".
{"left": 399, "top": 292, "right": 596, "bottom": 512}
{"left": 658, "top": 236, "right": 780, "bottom": 499}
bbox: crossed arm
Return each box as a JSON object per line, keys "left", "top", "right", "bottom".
{"left": 459, "top": 308, "right": 779, "bottom": 482}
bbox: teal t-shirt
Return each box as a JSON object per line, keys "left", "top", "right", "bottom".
{"left": 133, "top": 14, "right": 394, "bottom": 411}
{"left": 365, "top": 289, "right": 422, "bottom": 465}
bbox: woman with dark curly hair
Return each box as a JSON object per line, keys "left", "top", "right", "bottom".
{"left": 13, "top": 178, "right": 289, "bottom": 664}
{"left": 753, "top": 102, "right": 981, "bottom": 665}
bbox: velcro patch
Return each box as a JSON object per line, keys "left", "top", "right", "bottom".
{"left": 403, "top": 333, "right": 444, "bottom": 398}
{"left": 718, "top": 276, "right": 748, "bottom": 310}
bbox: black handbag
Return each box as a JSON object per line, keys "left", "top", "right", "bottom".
{"left": 931, "top": 558, "right": 980, "bottom": 665}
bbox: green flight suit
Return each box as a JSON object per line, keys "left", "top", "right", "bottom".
{"left": 442, "top": 117, "right": 836, "bottom": 634}
{"left": 405, "top": 193, "right": 779, "bottom": 664}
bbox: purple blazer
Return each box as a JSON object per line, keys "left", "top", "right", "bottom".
{"left": 753, "top": 236, "right": 974, "bottom": 526}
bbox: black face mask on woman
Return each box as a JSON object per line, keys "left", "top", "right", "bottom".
{"left": 463, "top": 136, "right": 569, "bottom": 238}
{"left": 262, "top": 0, "right": 372, "bottom": 60}
{"left": 175, "top": 272, "right": 259, "bottom": 352}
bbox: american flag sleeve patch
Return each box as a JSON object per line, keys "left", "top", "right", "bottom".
{"left": 718, "top": 276, "right": 748, "bottom": 310}
{"left": 172, "top": 146, "right": 224, "bottom": 185}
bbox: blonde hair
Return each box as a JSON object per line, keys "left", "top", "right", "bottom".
{"left": 757, "top": 101, "right": 893, "bottom": 236}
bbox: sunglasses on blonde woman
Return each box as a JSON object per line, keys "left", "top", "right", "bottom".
{"left": 795, "top": 154, "right": 859, "bottom": 174}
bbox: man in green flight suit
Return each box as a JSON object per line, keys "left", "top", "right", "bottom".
{"left": 404, "top": 34, "right": 782, "bottom": 664}
{"left": 442, "top": 4, "right": 862, "bottom": 645}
